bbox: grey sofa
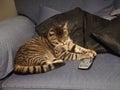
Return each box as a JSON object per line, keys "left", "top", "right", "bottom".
{"left": 0, "top": 0, "right": 120, "bottom": 90}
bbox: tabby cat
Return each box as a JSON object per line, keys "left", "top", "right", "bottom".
{"left": 14, "top": 22, "right": 96, "bottom": 74}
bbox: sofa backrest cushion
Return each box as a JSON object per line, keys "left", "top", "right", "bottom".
{"left": 15, "top": 0, "right": 116, "bottom": 25}
{"left": 114, "top": 0, "right": 120, "bottom": 9}
{"left": 15, "top": 0, "right": 60, "bottom": 25}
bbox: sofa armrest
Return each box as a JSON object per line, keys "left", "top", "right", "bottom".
{"left": 0, "top": 16, "right": 35, "bottom": 79}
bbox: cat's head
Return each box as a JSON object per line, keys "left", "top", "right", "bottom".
{"left": 48, "top": 22, "right": 69, "bottom": 46}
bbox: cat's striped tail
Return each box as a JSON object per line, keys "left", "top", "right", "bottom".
{"left": 14, "top": 59, "right": 65, "bottom": 75}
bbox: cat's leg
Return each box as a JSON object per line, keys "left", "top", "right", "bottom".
{"left": 74, "top": 45, "right": 97, "bottom": 57}
{"left": 42, "top": 59, "right": 65, "bottom": 73}
{"left": 52, "top": 58, "right": 65, "bottom": 68}
{"left": 66, "top": 40, "right": 96, "bottom": 57}
{"left": 54, "top": 45, "right": 94, "bottom": 60}
{"left": 55, "top": 49, "right": 95, "bottom": 61}
{"left": 77, "top": 51, "right": 95, "bottom": 60}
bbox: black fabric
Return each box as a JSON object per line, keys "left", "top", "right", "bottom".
{"left": 36, "top": 7, "right": 85, "bottom": 46}
{"left": 83, "top": 11, "right": 110, "bottom": 53}
{"left": 92, "top": 16, "right": 120, "bottom": 56}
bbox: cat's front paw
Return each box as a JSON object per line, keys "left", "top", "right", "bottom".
{"left": 88, "top": 50, "right": 97, "bottom": 57}
{"left": 85, "top": 50, "right": 97, "bottom": 59}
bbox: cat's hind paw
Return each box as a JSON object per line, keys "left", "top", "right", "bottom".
{"left": 52, "top": 59, "right": 65, "bottom": 69}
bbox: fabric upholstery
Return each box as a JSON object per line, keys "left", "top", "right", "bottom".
{"left": 111, "top": 8, "right": 120, "bottom": 15}
{"left": 0, "top": 0, "right": 17, "bottom": 21}
{"left": 0, "top": 80, "right": 3, "bottom": 90}
{"left": 83, "top": 11, "right": 110, "bottom": 53}
{"left": 15, "top": 0, "right": 84, "bottom": 14}
{"left": 2, "top": 54, "right": 120, "bottom": 90}
{"left": 114, "top": 0, "right": 120, "bottom": 9}
{"left": 16, "top": 0, "right": 114, "bottom": 17}
{"left": 0, "top": 16, "right": 35, "bottom": 79}
{"left": 92, "top": 16, "right": 120, "bottom": 56}
{"left": 81, "top": 0, "right": 114, "bottom": 17}
{"left": 15, "top": 0, "right": 60, "bottom": 25}
{"left": 15, "top": 0, "right": 115, "bottom": 25}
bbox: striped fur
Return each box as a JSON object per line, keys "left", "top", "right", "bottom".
{"left": 14, "top": 22, "right": 96, "bottom": 74}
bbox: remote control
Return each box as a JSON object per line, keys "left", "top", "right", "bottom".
{"left": 78, "top": 58, "right": 94, "bottom": 70}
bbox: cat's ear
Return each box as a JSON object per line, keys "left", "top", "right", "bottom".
{"left": 63, "top": 22, "right": 68, "bottom": 29}
{"left": 63, "top": 22, "right": 68, "bottom": 36}
{"left": 48, "top": 28, "right": 56, "bottom": 37}
{"left": 59, "top": 22, "right": 68, "bottom": 28}
{"left": 59, "top": 21, "right": 68, "bottom": 28}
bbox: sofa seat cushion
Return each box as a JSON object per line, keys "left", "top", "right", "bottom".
{"left": 2, "top": 54, "right": 120, "bottom": 90}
